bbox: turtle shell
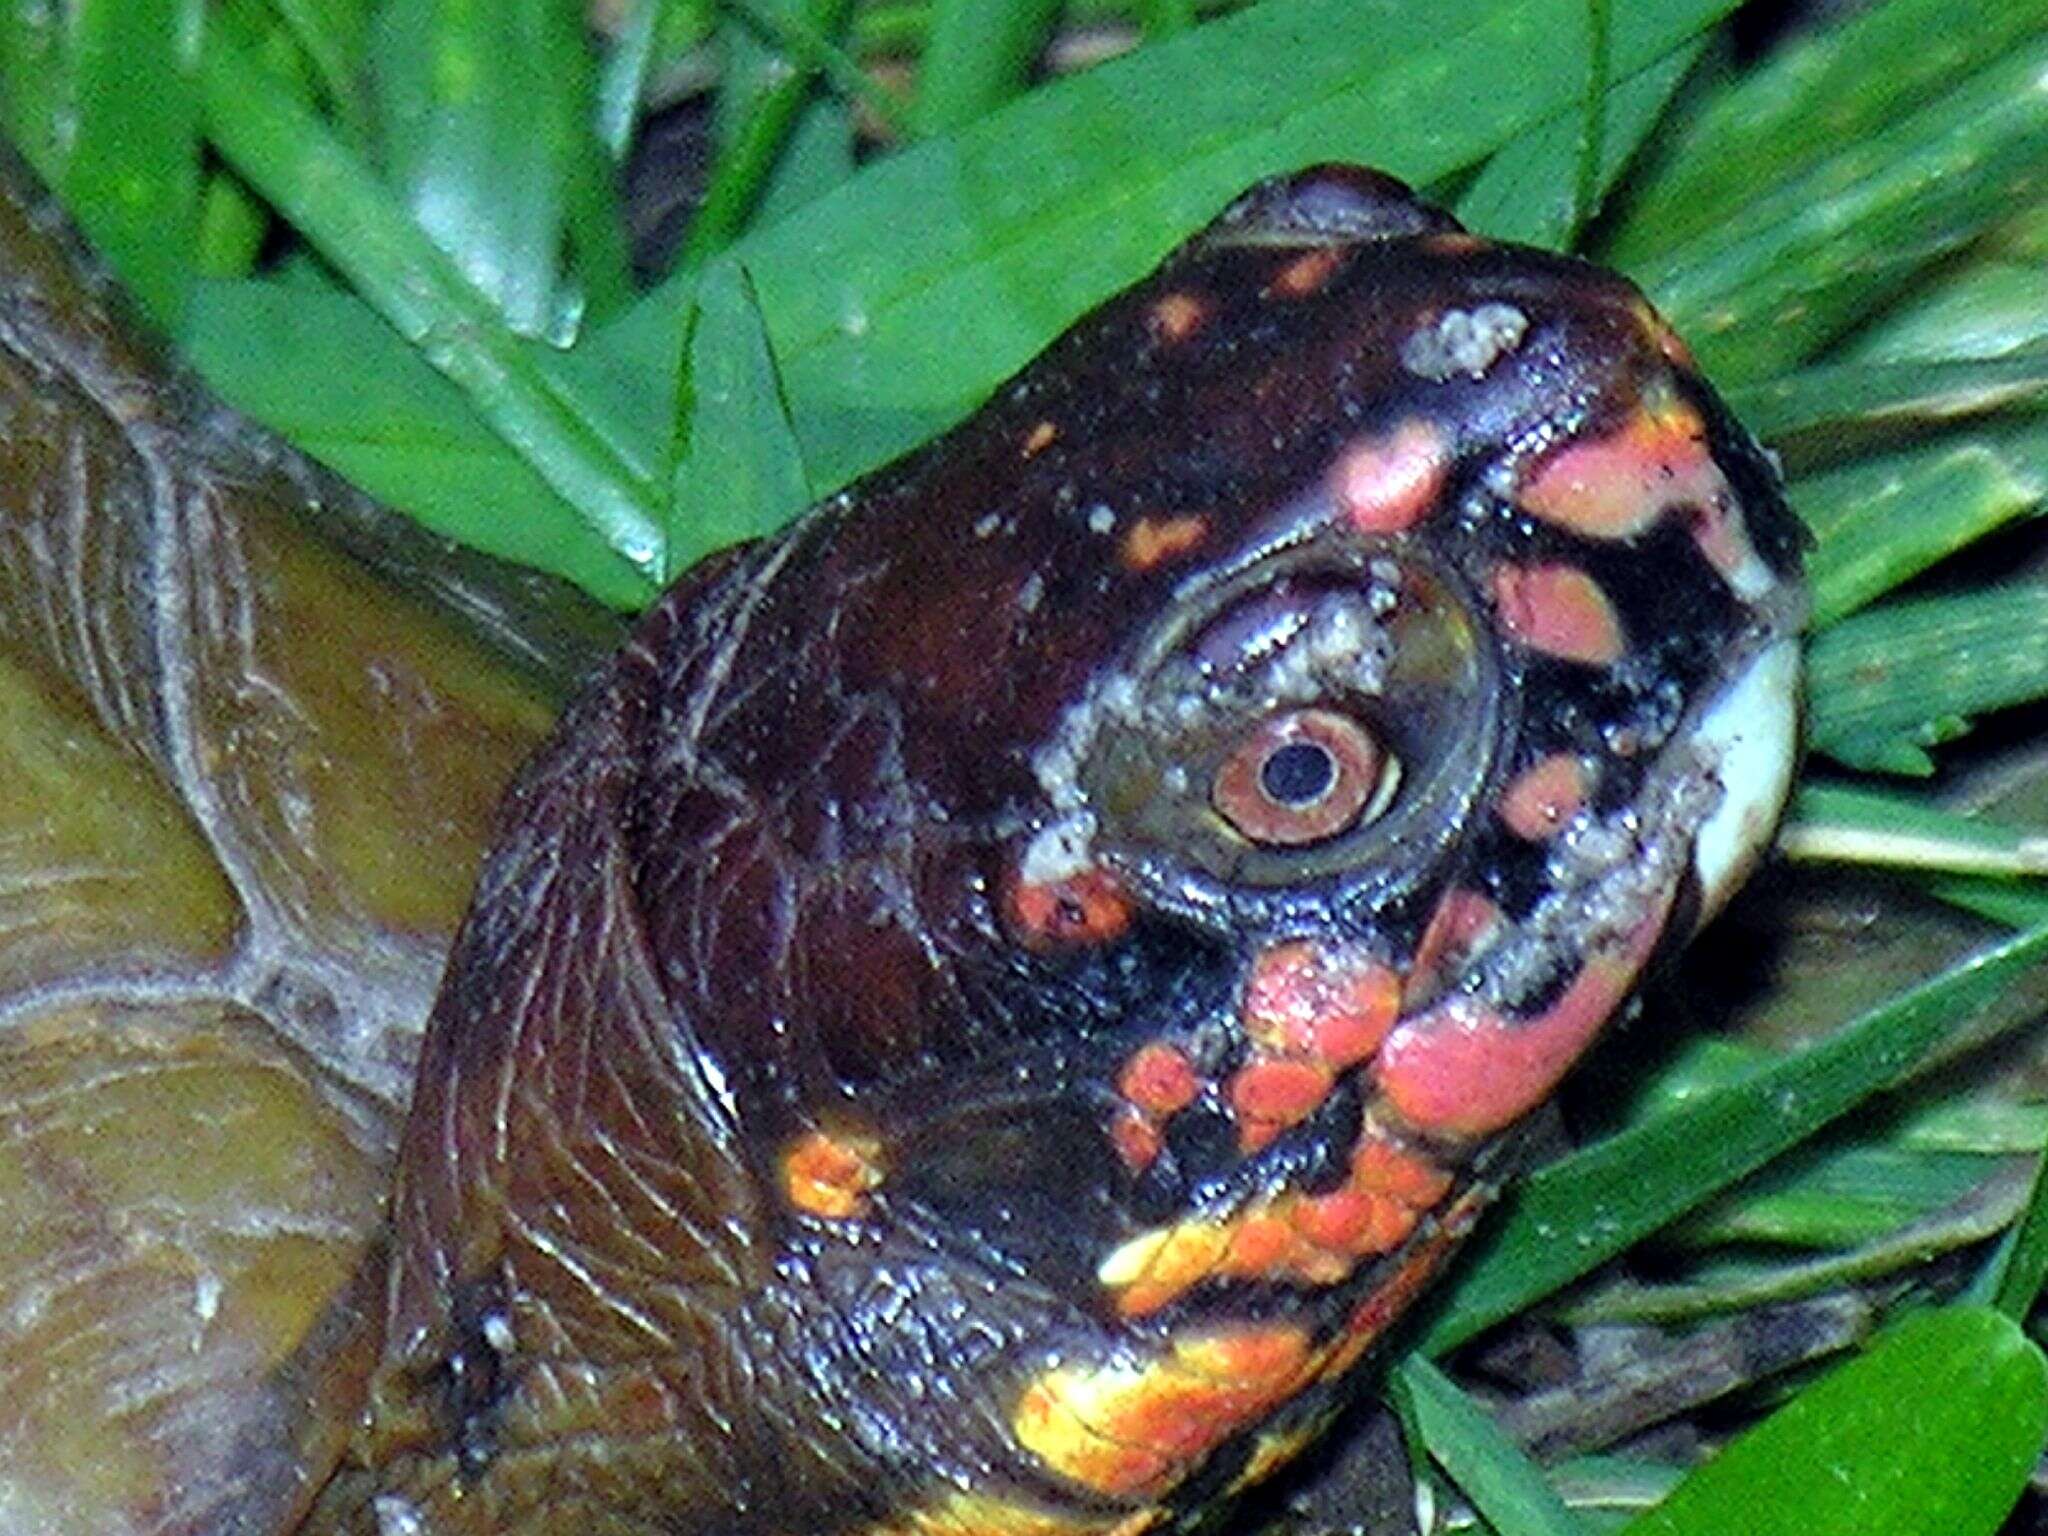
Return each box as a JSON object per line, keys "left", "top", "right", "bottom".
{"left": 0, "top": 156, "right": 1805, "bottom": 1536}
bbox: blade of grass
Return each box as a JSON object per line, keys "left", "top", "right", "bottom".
{"left": 1417, "top": 920, "right": 2048, "bottom": 1353}
{"left": 680, "top": 0, "right": 857, "bottom": 271}
{"left": 1605, "top": 0, "right": 2048, "bottom": 269}
{"left": 1621, "top": 1308, "right": 2046, "bottom": 1536}
{"left": 912, "top": 0, "right": 1063, "bottom": 135}
{"left": 666, "top": 260, "right": 812, "bottom": 575}
{"left": 1782, "top": 782, "right": 2048, "bottom": 880}
{"left": 1456, "top": 39, "right": 1700, "bottom": 249}
{"left": 266, "top": 0, "right": 373, "bottom": 144}
{"left": 1737, "top": 352, "right": 2048, "bottom": 452}
{"left": 1807, "top": 584, "right": 2048, "bottom": 775}
{"left": 0, "top": 0, "right": 73, "bottom": 182}
{"left": 1627, "top": 35, "right": 2048, "bottom": 383}
{"left": 62, "top": 0, "right": 202, "bottom": 328}
{"left": 1393, "top": 1358, "right": 1590, "bottom": 1536}
{"left": 369, "top": 0, "right": 596, "bottom": 339}
{"left": 194, "top": 12, "right": 665, "bottom": 592}
{"left": 604, "top": 0, "right": 1749, "bottom": 493}
{"left": 1967, "top": 1152, "right": 2048, "bottom": 1321}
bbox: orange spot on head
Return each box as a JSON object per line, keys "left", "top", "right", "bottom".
{"left": 1119, "top": 1042, "right": 1201, "bottom": 1117}
{"left": 1498, "top": 753, "right": 1591, "bottom": 841}
{"left": 1243, "top": 941, "right": 1400, "bottom": 1068}
{"left": 1269, "top": 246, "right": 1344, "bottom": 298}
{"left": 1330, "top": 418, "right": 1449, "bottom": 535}
{"left": 1122, "top": 513, "right": 1209, "bottom": 571}
{"left": 1110, "top": 1109, "right": 1163, "bottom": 1174}
{"left": 1229, "top": 1058, "right": 1334, "bottom": 1147}
{"left": 1351, "top": 1133, "right": 1453, "bottom": 1208}
{"left": 1105, "top": 1221, "right": 1232, "bottom": 1318}
{"left": 1022, "top": 420, "right": 1060, "bottom": 458}
{"left": 1381, "top": 894, "right": 1673, "bottom": 1139}
{"left": 1007, "top": 866, "right": 1135, "bottom": 950}
{"left": 1013, "top": 1327, "right": 1312, "bottom": 1498}
{"left": 783, "top": 1128, "right": 884, "bottom": 1218}
{"left": 1421, "top": 231, "right": 1486, "bottom": 256}
{"left": 1492, "top": 563, "right": 1625, "bottom": 666}
{"left": 1150, "top": 291, "right": 1209, "bottom": 343}
{"left": 1519, "top": 393, "right": 1721, "bottom": 540}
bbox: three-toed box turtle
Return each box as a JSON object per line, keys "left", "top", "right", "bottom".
{"left": 0, "top": 156, "right": 1803, "bottom": 1536}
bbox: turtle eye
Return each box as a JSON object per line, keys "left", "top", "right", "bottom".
{"left": 1211, "top": 707, "right": 1395, "bottom": 846}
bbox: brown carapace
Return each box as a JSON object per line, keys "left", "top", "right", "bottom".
{"left": 287, "top": 168, "right": 1805, "bottom": 1535}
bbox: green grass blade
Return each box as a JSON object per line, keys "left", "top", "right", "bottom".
{"left": 195, "top": 14, "right": 665, "bottom": 593}
{"left": 1394, "top": 1358, "right": 1589, "bottom": 1536}
{"left": 601, "top": 0, "right": 1750, "bottom": 496}
{"left": 912, "top": 0, "right": 1063, "bottom": 135}
{"left": 1456, "top": 40, "right": 1701, "bottom": 249}
{"left": 1788, "top": 439, "right": 2045, "bottom": 630}
{"left": 667, "top": 261, "right": 812, "bottom": 575}
{"left": 1737, "top": 353, "right": 2048, "bottom": 456}
{"left": 1783, "top": 782, "right": 2048, "bottom": 881}
{"left": 369, "top": 0, "right": 596, "bottom": 339}
{"left": 62, "top": 0, "right": 202, "bottom": 328}
{"left": 267, "top": 0, "right": 373, "bottom": 143}
{"left": 1807, "top": 584, "right": 2048, "bottom": 775}
{"left": 1628, "top": 35, "right": 2048, "bottom": 383}
{"left": 1605, "top": 0, "right": 2048, "bottom": 269}
{"left": 1417, "top": 922, "right": 2048, "bottom": 1353}
{"left": 1622, "top": 1308, "right": 2046, "bottom": 1536}
{"left": 1969, "top": 1153, "right": 2048, "bottom": 1322}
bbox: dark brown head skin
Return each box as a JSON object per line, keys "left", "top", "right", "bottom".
{"left": 304, "top": 168, "right": 1805, "bottom": 1535}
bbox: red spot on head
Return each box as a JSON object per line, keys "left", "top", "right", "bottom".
{"left": 1519, "top": 394, "right": 1722, "bottom": 540}
{"left": 1150, "top": 291, "right": 1209, "bottom": 343}
{"left": 782, "top": 1128, "right": 884, "bottom": 1218}
{"left": 1243, "top": 940, "right": 1399, "bottom": 1068}
{"left": 1330, "top": 418, "right": 1449, "bottom": 535}
{"left": 1119, "top": 1041, "right": 1201, "bottom": 1117}
{"left": 1492, "top": 563, "right": 1625, "bottom": 666}
{"left": 1006, "top": 865, "right": 1134, "bottom": 950}
{"left": 1498, "top": 753, "right": 1591, "bottom": 841}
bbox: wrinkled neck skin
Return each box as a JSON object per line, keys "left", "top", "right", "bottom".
{"left": 297, "top": 167, "right": 1806, "bottom": 1536}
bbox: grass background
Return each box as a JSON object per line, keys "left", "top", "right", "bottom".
{"left": 7, "top": 1, "right": 2048, "bottom": 1531}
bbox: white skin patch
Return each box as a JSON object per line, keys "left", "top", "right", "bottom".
{"left": 1690, "top": 636, "right": 1801, "bottom": 919}
{"left": 1402, "top": 303, "right": 1529, "bottom": 381}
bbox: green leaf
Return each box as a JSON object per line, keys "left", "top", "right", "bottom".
{"left": 1623, "top": 1308, "right": 2046, "bottom": 1536}
{"left": 912, "top": 0, "right": 1064, "bottom": 135}
{"left": 1456, "top": 37, "right": 1701, "bottom": 249}
{"left": 1808, "top": 584, "right": 2048, "bottom": 775}
{"left": 369, "top": 0, "right": 598, "bottom": 339}
{"left": 1789, "top": 438, "right": 2046, "bottom": 629}
{"left": 61, "top": 0, "right": 203, "bottom": 328}
{"left": 1394, "top": 1358, "right": 1589, "bottom": 1536}
{"left": 1605, "top": 0, "right": 2048, "bottom": 269}
{"left": 667, "top": 261, "right": 812, "bottom": 575}
{"left": 1846, "top": 263, "right": 2048, "bottom": 365}
{"left": 606, "top": 0, "right": 1750, "bottom": 493}
{"left": 1418, "top": 922, "right": 2048, "bottom": 1353}
{"left": 1970, "top": 1152, "right": 2048, "bottom": 1322}
{"left": 1627, "top": 34, "right": 2048, "bottom": 383}
{"left": 193, "top": 13, "right": 666, "bottom": 596}
{"left": 1737, "top": 352, "right": 2048, "bottom": 462}
{"left": 1782, "top": 782, "right": 2048, "bottom": 880}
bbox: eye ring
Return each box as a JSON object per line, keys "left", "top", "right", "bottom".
{"left": 1211, "top": 708, "right": 1394, "bottom": 846}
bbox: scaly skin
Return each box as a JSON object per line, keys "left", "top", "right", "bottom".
{"left": 284, "top": 167, "right": 1806, "bottom": 1536}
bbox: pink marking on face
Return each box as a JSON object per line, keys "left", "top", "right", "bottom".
{"left": 1498, "top": 754, "right": 1591, "bottom": 841}
{"left": 1243, "top": 941, "right": 1400, "bottom": 1068}
{"left": 1330, "top": 419, "right": 1449, "bottom": 536}
{"left": 1378, "top": 897, "right": 1673, "bottom": 1140}
{"left": 1492, "top": 563, "right": 1625, "bottom": 666}
{"left": 1519, "top": 395, "right": 1724, "bottom": 540}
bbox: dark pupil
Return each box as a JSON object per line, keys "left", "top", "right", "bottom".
{"left": 1260, "top": 741, "right": 1337, "bottom": 807}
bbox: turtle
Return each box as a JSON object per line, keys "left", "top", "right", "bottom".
{"left": 0, "top": 155, "right": 1805, "bottom": 1536}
